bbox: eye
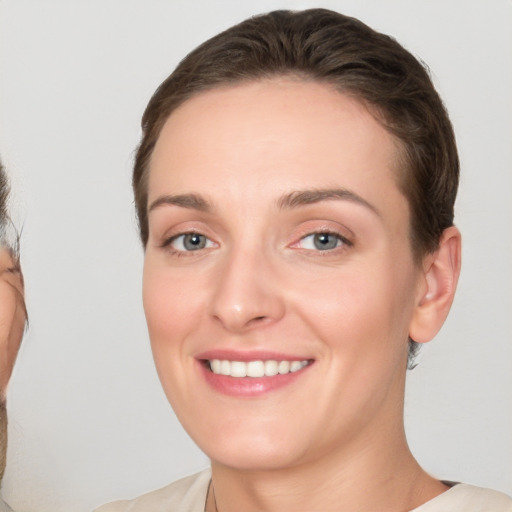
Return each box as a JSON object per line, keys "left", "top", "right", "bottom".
{"left": 168, "top": 233, "right": 214, "bottom": 252}
{"left": 298, "top": 232, "right": 347, "bottom": 251}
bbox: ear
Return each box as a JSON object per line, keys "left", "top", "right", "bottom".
{"left": 409, "top": 226, "right": 461, "bottom": 344}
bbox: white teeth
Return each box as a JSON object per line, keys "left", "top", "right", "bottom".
{"left": 290, "top": 361, "right": 303, "bottom": 372}
{"left": 211, "top": 359, "right": 222, "bottom": 374}
{"left": 264, "top": 360, "right": 279, "bottom": 376}
{"left": 208, "top": 359, "right": 310, "bottom": 377}
{"left": 230, "top": 361, "right": 247, "bottom": 378}
{"left": 278, "top": 360, "right": 290, "bottom": 374}
{"left": 247, "top": 360, "right": 265, "bottom": 377}
{"left": 220, "top": 360, "right": 231, "bottom": 376}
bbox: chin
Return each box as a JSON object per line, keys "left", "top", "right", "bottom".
{"left": 206, "top": 441, "right": 304, "bottom": 472}
{"left": 182, "top": 413, "right": 308, "bottom": 471}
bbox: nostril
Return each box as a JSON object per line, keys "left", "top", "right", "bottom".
{"left": 247, "top": 315, "right": 271, "bottom": 328}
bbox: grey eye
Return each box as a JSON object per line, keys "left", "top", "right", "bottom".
{"left": 299, "top": 233, "right": 342, "bottom": 251}
{"left": 184, "top": 234, "right": 207, "bottom": 250}
{"left": 172, "top": 233, "right": 212, "bottom": 251}
{"left": 313, "top": 233, "right": 339, "bottom": 250}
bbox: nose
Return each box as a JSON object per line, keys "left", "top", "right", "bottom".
{"left": 209, "top": 247, "right": 285, "bottom": 333}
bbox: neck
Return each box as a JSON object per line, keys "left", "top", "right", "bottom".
{"left": 208, "top": 411, "right": 446, "bottom": 512}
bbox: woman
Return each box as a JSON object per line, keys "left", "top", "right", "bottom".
{"left": 97, "top": 9, "right": 512, "bottom": 511}
{"left": 0, "top": 160, "right": 26, "bottom": 512}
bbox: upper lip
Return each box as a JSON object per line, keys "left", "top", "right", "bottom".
{"left": 196, "top": 349, "right": 313, "bottom": 362}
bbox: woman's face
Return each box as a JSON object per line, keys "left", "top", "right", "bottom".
{"left": 143, "top": 79, "right": 426, "bottom": 471}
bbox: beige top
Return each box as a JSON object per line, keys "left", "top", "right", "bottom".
{"left": 95, "top": 469, "right": 512, "bottom": 512}
{"left": 0, "top": 496, "right": 13, "bottom": 512}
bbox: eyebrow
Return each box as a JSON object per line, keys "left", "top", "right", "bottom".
{"left": 148, "top": 188, "right": 379, "bottom": 216}
{"left": 148, "top": 193, "right": 212, "bottom": 213}
{"left": 277, "top": 188, "right": 380, "bottom": 216}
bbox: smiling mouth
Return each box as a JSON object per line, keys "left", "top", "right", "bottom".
{"left": 206, "top": 359, "right": 311, "bottom": 378}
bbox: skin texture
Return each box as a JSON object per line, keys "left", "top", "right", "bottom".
{"left": 143, "top": 79, "right": 461, "bottom": 511}
{"left": 0, "top": 247, "right": 25, "bottom": 481}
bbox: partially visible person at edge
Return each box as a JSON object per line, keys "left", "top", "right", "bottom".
{"left": 96, "top": 9, "right": 512, "bottom": 512}
{"left": 0, "top": 160, "right": 26, "bottom": 512}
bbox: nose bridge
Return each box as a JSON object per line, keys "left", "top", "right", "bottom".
{"left": 210, "top": 240, "right": 284, "bottom": 332}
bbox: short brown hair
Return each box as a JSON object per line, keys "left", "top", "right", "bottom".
{"left": 132, "top": 9, "right": 460, "bottom": 365}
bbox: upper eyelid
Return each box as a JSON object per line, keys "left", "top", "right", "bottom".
{"left": 293, "top": 223, "right": 354, "bottom": 242}
{"left": 150, "top": 214, "right": 222, "bottom": 238}
{"left": 302, "top": 231, "right": 350, "bottom": 240}
{"left": 157, "top": 223, "right": 214, "bottom": 243}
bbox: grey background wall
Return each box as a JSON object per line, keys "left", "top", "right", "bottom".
{"left": 0, "top": 1, "right": 511, "bottom": 511}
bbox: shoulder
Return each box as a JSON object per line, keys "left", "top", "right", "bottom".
{"left": 94, "top": 468, "right": 211, "bottom": 512}
{"left": 413, "top": 483, "right": 512, "bottom": 512}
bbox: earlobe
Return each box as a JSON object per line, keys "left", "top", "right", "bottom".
{"left": 409, "top": 226, "right": 462, "bottom": 344}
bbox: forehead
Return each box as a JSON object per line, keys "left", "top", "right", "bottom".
{"left": 149, "top": 78, "right": 406, "bottom": 220}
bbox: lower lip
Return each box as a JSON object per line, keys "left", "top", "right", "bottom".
{"left": 198, "top": 361, "right": 313, "bottom": 397}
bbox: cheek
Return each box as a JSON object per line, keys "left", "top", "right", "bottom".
{"left": 142, "top": 262, "right": 215, "bottom": 397}
{"left": 292, "top": 262, "right": 415, "bottom": 362}
{"left": 142, "top": 267, "right": 197, "bottom": 409}
{"left": 143, "top": 264, "right": 203, "bottom": 341}
{"left": 143, "top": 267, "right": 189, "bottom": 377}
